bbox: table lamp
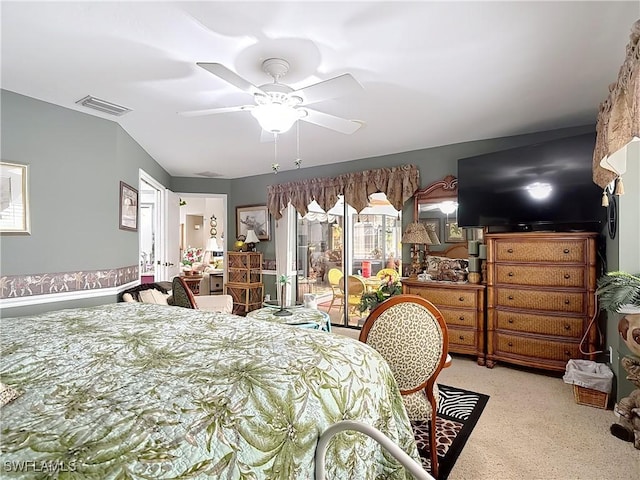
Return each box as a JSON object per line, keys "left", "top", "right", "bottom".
{"left": 401, "top": 222, "right": 431, "bottom": 277}
{"left": 245, "top": 229, "right": 260, "bottom": 252}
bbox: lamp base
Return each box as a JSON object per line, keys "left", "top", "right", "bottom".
{"left": 273, "top": 308, "right": 292, "bottom": 317}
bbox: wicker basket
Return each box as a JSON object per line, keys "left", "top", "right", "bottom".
{"left": 573, "top": 385, "right": 609, "bottom": 409}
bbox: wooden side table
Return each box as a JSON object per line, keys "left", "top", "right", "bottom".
{"left": 181, "top": 275, "right": 203, "bottom": 295}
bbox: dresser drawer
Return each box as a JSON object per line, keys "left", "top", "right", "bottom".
{"left": 410, "top": 288, "right": 478, "bottom": 308}
{"left": 440, "top": 307, "right": 477, "bottom": 327}
{"left": 448, "top": 328, "right": 477, "bottom": 347}
{"left": 495, "top": 310, "right": 584, "bottom": 338}
{"left": 494, "top": 333, "right": 579, "bottom": 361}
{"left": 495, "top": 265, "right": 585, "bottom": 288}
{"left": 494, "top": 239, "right": 585, "bottom": 263}
{"left": 495, "top": 288, "right": 585, "bottom": 313}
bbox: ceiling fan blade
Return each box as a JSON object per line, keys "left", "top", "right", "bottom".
{"left": 178, "top": 105, "right": 252, "bottom": 117}
{"left": 196, "top": 62, "right": 265, "bottom": 96}
{"left": 293, "top": 74, "right": 362, "bottom": 105}
{"left": 301, "top": 108, "right": 363, "bottom": 134}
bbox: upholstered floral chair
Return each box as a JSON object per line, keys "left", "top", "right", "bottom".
{"left": 359, "top": 294, "right": 449, "bottom": 478}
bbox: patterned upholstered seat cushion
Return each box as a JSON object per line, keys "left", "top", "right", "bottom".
{"left": 171, "top": 277, "right": 197, "bottom": 309}
{"left": 364, "top": 301, "right": 445, "bottom": 421}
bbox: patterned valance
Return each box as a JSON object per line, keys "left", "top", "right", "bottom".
{"left": 267, "top": 164, "right": 420, "bottom": 220}
{"left": 593, "top": 19, "right": 640, "bottom": 189}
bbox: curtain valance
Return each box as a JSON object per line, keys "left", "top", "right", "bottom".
{"left": 267, "top": 164, "right": 420, "bottom": 220}
{"left": 593, "top": 19, "right": 640, "bottom": 189}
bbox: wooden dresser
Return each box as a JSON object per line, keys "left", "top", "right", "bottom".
{"left": 401, "top": 279, "right": 486, "bottom": 365}
{"left": 485, "top": 232, "right": 598, "bottom": 372}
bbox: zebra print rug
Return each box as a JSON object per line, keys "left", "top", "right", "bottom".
{"left": 412, "top": 384, "right": 489, "bottom": 480}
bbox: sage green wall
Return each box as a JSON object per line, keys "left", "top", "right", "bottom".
{"left": 180, "top": 124, "right": 594, "bottom": 262}
{"left": 0, "top": 90, "right": 171, "bottom": 315}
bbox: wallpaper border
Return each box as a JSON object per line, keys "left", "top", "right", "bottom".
{"left": 1, "top": 265, "right": 139, "bottom": 300}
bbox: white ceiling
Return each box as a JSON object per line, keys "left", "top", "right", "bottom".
{"left": 1, "top": 1, "right": 637, "bottom": 179}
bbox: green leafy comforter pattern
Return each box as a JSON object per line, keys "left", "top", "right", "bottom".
{"left": 0, "top": 303, "right": 420, "bottom": 479}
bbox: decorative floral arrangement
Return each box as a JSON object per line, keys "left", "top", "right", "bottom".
{"left": 182, "top": 246, "right": 203, "bottom": 266}
{"left": 358, "top": 274, "right": 402, "bottom": 313}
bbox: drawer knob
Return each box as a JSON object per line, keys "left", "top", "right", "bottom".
{"left": 564, "top": 299, "right": 570, "bottom": 305}
{"left": 459, "top": 335, "right": 465, "bottom": 340}
{"left": 508, "top": 295, "right": 514, "bottom": 300}
{"left": 565, "top": 350, "right": 571, "bottom": 356}
{"left": 563, "top": 248, "right": 570, "bottom": 254}
{"left": 564, "top": 273, "right": 571, "bottom": 279}
{"left": 459, "top": 316, "right": 466, "bottom": 321}
{"left": 508, "top": 318, "right": 514, "bottom": 324}
{"left": 508, "top": 272, "right": 514, "bottom": 277}
{"left": 508, "top": 342, "right": 513, "bottom": 347}
{"left": 507, "top": 248, "right": 514, "bottom": 253}
{"left": 564, "top": 324, "right": 571, "bottom": 330}
{"left": 459, "top": 296, "right": 465, "bottom": 302}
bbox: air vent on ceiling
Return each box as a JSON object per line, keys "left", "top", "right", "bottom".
{"left": 75, "top": 95, "right": 131, "bottom": 116}
{"left": 196, "top": 171, "right": 223, "bottom": 178}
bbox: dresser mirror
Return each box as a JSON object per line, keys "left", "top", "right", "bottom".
{"left": 414, "top": 175, "right": 482, "bottom": 257}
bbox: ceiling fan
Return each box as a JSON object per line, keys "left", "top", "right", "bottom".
{"left": 180, "top": 58, "right": 363, "bottom": 135}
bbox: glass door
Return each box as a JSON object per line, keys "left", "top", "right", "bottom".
{"left": 295, "top": 194, "right": 401, "bottom": 328}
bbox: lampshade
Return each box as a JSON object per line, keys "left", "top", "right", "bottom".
{"left": 206, "top": 237, "right": 220, "bottom": 252}
{"left": 401, "top": 222, "right": 431, "bottom": 245}
{"left": 425, "top": 224, "right": 441, "bottom": 245}
{"left": 244, "top": 229, "right": 260, "bottom": 244}
{"left": 251, "top": 103, "right": 300, "bottom": 134}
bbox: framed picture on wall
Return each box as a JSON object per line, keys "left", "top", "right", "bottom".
{"left": 0, "top": 161, "right": 30, "bottom": 234}
{"left": 236, "top": 204, "right": 270, "bottom": 241}
{"left": 421, "top": 218, "right": 442, "bottom": 244}
{"left": 119, "top": 181, "right": 138, "bottom": 232}
{"left": 445, "top": 221, "right": 466, "bottom": 243}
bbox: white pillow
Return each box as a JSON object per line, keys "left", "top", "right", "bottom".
{"left": 139, "top": 289, "right": 169, "bottom": 305}
{"left": 122, "top": 293, "right": 135, "bottom": 302}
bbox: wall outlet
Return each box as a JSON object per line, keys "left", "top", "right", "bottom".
{"left": 608, "top": 346, "right": 614, "bottom": 364}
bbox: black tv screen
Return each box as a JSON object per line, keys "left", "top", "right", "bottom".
{"left": 458, "top": 133, "right": 605, "bottom": 231}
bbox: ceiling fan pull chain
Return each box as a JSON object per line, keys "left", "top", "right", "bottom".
{"left": 272, "top": 133, "right": 280, "bottom": 174}
{"left": 295, "top": 120, "right": 302, "bottom": 169}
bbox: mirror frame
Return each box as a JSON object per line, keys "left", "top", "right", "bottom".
{"left": 413, "top": 174, "right": 458, "bottom": 220}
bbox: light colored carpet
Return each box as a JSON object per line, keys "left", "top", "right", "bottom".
{"left": 331, "top": 326, "right": 639, "bottom": 480}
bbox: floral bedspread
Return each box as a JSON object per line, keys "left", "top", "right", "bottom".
{"left": 0, "top": 303, "right": 419, "bottom": 479}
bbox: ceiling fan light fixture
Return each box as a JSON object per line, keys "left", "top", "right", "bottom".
{"left": 251, "top": 103, "right": 300, "bottom": 133}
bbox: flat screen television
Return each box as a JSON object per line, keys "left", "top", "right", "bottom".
{"left": 457, "top": 133, "right": 605, "bottom": 232}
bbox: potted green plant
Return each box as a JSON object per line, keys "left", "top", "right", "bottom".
{"left": 358, "top": 275, "right": 402, "bottom": 314}
{"left": 596, "top": 271, "right": 640, "bottom": 314}
{"left": 274, "top": 274, "right": 292, "bottom": 317}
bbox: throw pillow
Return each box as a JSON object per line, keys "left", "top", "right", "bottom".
{"left": 122, "top": 293, "right": 135, "bottom": 302}
{"left": 139, "top": 289, "right": 169, "bottom": 305}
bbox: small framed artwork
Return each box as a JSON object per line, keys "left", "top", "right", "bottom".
{"left": 236, "top": 204, "right": 270, "bottom": 241}
{"left": 421, "top": 218, "right": 442, "bottom": 244}
{"left": 445, "top": 221, "right": 466, "bottom": 243}
{"left": 0, "top": 161, "right": 30, "bottom": 234}
{"left": 119, "top": 181, "right": 138, "bottom": 232}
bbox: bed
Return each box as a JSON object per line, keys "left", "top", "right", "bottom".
{"left": 0, "top": 303, "right": 421, "bottom": 478}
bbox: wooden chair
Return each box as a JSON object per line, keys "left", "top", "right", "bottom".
{"left": 327, "top": 268, "right": 344, "bottom": 312}
{"left": 359, "top": 294, "right": 449, "bottom": 479}
{"left": 339, "top": 275, "right": 366, "bottom": 316}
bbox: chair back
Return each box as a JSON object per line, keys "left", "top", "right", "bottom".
{"left": 338, "top": 275, "right": 366, "bottom": 295}
{"left": 376, "top": 268, "right": 400, "bottom": 282}
{"left": 359, "top": 294, "right": 448, "bottom": 395}
{"left": 327, "top": 268, "right": 344, "bottom": 287}
{"left": 171, "top": 276, "right": 198, "bottom": 309}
